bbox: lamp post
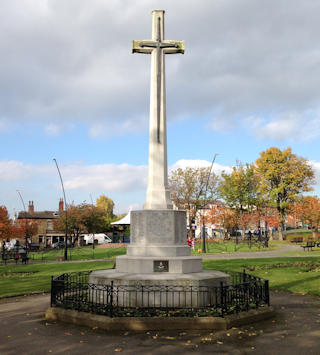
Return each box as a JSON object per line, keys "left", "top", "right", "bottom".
{"left": 16, "top": 190, "right": 28, "bottom": 249}
{"left": 53, "top": 158, "right": 68, "bottom": 261}
{"left": 90, "top": 194, "right": 95, "bottom": 252}
{"left": 201, "top": 153, "right": 219, "bottom": 254}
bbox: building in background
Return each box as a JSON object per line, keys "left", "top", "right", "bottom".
{"left": 16, "top": 199, "right": 65, "bottom": 247}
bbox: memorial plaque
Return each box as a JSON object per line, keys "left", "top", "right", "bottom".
{"left": 153, "top": 260, "right": 169, "bottom": 272}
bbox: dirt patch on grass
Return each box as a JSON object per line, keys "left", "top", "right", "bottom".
{"left": 96, "top": 243, "right": 127, "bottom": 249}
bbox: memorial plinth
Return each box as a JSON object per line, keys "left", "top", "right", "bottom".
{"left": 89, "top": 10, "right": 229, "bottom": 306}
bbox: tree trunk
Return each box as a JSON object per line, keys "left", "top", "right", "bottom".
{"left": 278, "top": 228, "right": 283, "bottom": 241}
{"left": 277, "top": 204, "right": 284, "bottom": 241}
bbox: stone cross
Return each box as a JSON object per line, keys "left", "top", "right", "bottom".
{"left": 133, "top": 10, "right": 184, "bottom": 210}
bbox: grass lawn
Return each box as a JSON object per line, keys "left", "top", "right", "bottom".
{"left": 0, "top": 261, "right": 114, "bottom": 298}
{"left": 28, "top": 246, "right": 126, "bottom": 261}
{"left": 281, "top": 250, "right": 320, "bottom": 256}
{"left": 1, "top": 256, "right": 320, "bottom": 299}
{"left": 204, "top": 257, "right": 320, "bottom": 297}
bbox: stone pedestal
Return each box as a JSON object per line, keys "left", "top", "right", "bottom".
{"left": 89, "top": 269, "right": 230, "bottom": 307}
{"left": 89, "top": 209, "right": 230, "bottom": 307}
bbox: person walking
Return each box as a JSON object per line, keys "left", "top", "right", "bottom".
{"left": 191, "top": 238, "right": 195, "bottom": 251}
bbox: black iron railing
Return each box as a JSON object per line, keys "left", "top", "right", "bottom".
{"left": 51, "top": 270, "right": 269, "bottom": 318}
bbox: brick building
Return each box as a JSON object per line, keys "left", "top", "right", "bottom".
{"left": 17, "top": 199, "right": 65, "bottom": 247}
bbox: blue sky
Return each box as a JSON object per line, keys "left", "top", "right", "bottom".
{"left": 1, "top": 0, "right": 320, "bottom": 216}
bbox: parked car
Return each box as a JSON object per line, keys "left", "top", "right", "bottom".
{"left": 52, "top": 241, "right": 72, "bottom": 249}
{"left": 28, "top": 243, "right": 40, "bottom": 251}
{"left": 83, "top": 234, "right": 112, "bottom": 245}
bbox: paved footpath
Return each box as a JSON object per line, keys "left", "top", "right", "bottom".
{"left": 12, "top": 244, "right": 318, "bottom": 266}
{"left": 0, "top": 291, "right": 320, "bottom": 354}
{"left": 202, "top": 244, "right": 320, "bottom": 260}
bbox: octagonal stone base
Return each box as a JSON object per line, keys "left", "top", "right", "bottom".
{"left": 89, "top": 269, "right": 230, "bottom": 308}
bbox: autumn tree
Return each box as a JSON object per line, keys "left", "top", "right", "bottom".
{"left": 293, "top": 196, "right": 320, "bottom": 237}
{"left": 96, "top": 195, "right": 115, "bottom": 229}
{"left": 205, "top": 205, "right": 238, "bottom": 238}
{"left": 80, "top": 203, "right": 106, "bottom": 235}
{"left": 218, "top": 163, "right": 260, "bottom": 237}
{"left": 0, "top": 206, "right": 13, "bottom": 243}
{"left": 169, "top": 167, "right": 219, "bottom": 237}
{"left": 55, "top": 204, "right": 84, "bottom": 243}
{"left": 255, "top": 147, "right": 314, "bottom": 240}
{"left": 55, "top": 203, "right": 110, "bottom": 244}
{"left": 17, "top": 220, "right": 39, "bottom": 243}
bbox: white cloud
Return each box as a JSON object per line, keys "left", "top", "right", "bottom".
{"left": 88, "top": 115, "right": 147, "bottom": 139}
{"left": 310, "top": 161, "right": 320, "bottom": 187}
{"left": 170, "top": 159, "right": 232, "bottom": 175}
{"left": 245, "top": 110, "right": 320, "bottom": 141}
{"left": 63, "top": 163, "right": 147, "bottom": 192}
{"left": 0, "top": 160, "right": 52, "bottom": 182}
{"left": 1, "top": 1, "right": 320, "bottom": 140}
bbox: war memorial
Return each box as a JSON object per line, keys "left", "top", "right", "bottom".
{"left": 46, "top": 10, "right": 271, "bottom": 330}
{"left": 89, "top": 10, "right": 230, "bottom": 304}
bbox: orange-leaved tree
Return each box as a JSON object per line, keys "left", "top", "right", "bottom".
{"left": 292, "top": 196, "right": 320, "bottom": 238}
{"left": 255, "top": 147, "right": 314, "bottom": 240}
{"left": 0, "top": 206, "right": 12, "bottom": 243}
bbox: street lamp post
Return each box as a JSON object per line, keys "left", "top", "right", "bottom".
{"left": 201, "top": 153, "right": 219, "bottom": 254}
{"left": 16, "top": 190, "right": 28, "bottom": 250}
{"left": 53, "top": 158, "right": 68, "bottom": 261}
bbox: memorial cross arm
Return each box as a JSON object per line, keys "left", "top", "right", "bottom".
{"left": 132, "top": 40, "right": 184, "bottom": 54}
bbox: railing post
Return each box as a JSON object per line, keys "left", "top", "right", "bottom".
{"left": 265, "top": 280, "right": 270, "bottom": 306}
{"left": 50, "top": 275, "right": 54, "bottom": 307}
{"left": 110, "top": 281, "right": 114, "bottom": 318}
{"left": 220, "top": 281, "right": 225, "bottom": 317}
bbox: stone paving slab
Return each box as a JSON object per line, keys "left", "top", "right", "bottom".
{"left": 1, "top": 291, "right": 320, "bottom": 354}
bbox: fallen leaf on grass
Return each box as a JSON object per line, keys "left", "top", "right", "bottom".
{"left": 92, "top": 326, "right": 98, "bottom": 330}
{"left": 217, "top": 341, "right": 223, "bottom": 345}
{"left": 164, "top": 336, "right": 176, "bottom": 340}
{"left": 64, "top": 332, "right": 72, "bottom": 336}
{"left": 114, "top": 348, "right": 122, "bottom": 352}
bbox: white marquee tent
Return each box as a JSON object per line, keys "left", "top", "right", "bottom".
{"left": 111, "top": 212, "right": 130, "bottom": 225}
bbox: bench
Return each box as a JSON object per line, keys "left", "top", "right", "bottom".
{"left": 1, "top": 252, "right": 29, "bottom": 264}
{"left": 290, "top": 237, "right": 303, "bottom": 244}
{"left": 301, "top": 241, "right": 316, "bottom": 251}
